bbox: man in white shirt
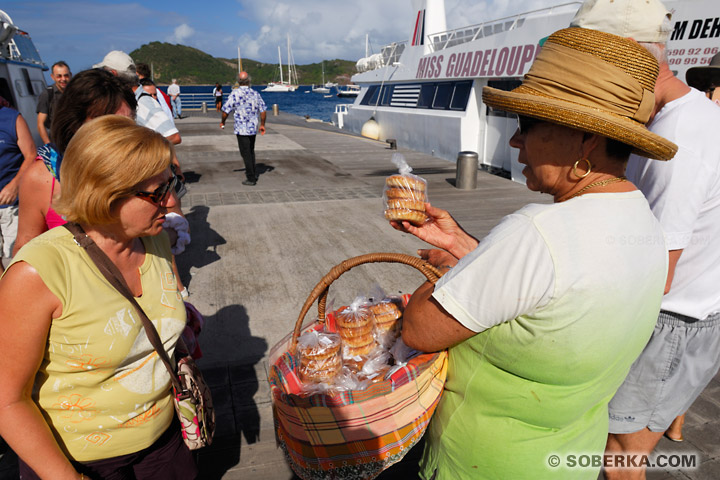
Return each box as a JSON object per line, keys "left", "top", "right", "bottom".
{"left": 93, "top": 51, "right": 181, "bottom": 147}
{"left": 571, "top": 2, "right": 720, "bottom": 478}
{"left": 167, "top": 79, "right": 181, "bottom": 119}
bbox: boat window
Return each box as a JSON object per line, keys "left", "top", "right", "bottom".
{"left": 21, "top": 69, "right": 34, "bottom": 97}
{"left": 379, "top": 86, "right": 393, "bottom": 106}
{"left": 417, "top": 84, "right": 436, "bottom": 109}
{"left": 13, "top": 33, "right": 44, "bottom": 64}
{"left": 433, "top": 83, "right": 453, "bottom": 109}
{"left": 487, "top": 79, "right": 522, "bottom": 92}
{"left": 360, "top": 85, "right": 380, "bottom": 106}
{"left": 31, "top": 81, "right": 44, "bottom": 96}
{"left": 358, "top": 80, "right": 474, "bottom": 112}
{"left": 450, "top": 81, "right": 473, "bottom": 110}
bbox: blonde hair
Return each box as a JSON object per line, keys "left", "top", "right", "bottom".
{"left": 55, "top": 115, "right": 174, "bottom": 224}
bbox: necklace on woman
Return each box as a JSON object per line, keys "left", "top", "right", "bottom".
{"left": 564, "top": 176, "right": 627, "bottom": 201}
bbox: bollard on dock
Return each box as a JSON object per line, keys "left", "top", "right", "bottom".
{"left": 456, "top": 151, "right": 479, "bottom": 190}
{"left": 201, "top": 101, "right": 207, "bottom": 113}
{"left": 272, "top": 104, "right": 279, "bottom": 116}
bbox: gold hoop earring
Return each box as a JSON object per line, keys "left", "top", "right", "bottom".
{"left": 572, "top": 158, "right": 592, "bottom": 179}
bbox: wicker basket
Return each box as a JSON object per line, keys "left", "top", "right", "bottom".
{"left": 268, "top": 253, "right": 448, "bottom": 480}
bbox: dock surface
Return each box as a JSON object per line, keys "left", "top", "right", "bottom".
{"left": 2, "top": 111, "right": 718, "bottom": 479}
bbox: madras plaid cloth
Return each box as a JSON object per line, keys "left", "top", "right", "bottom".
{"left": 269, "top": 337, "right": 447, "bottom": 479}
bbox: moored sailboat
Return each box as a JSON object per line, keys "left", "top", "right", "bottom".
{"left": 312, "top": 62, "right": 331, "bottom": 93}
{"left": 263, "top": 35, "right": 299, "bottom": 92}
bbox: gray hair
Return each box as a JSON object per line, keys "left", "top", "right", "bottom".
{"left": 238, "top": 75, "right": 251, "bottom": 86}
{"left": 638, "top": 42, "right": 668, "bottom": 65}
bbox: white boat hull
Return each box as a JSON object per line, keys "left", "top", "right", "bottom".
{"left": 263, "top": 83, "right": 297, "bottom": 92}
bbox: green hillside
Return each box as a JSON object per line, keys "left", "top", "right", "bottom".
{"left": 130, "top": 42, "right": 357, "bottom": 86}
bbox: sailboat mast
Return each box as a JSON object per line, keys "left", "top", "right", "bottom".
{"left": 278, "top": 46, "right": 284, "bottom": 84}
{"left": 287, "top": 34, "right": 292, "bottom": 86}
{"left": 237, "top": 46, "right": 243, "bottom": 73}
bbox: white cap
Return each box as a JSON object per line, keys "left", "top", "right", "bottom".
{"left": 570, "top": 0, "right": 672, "bottom": 43}
{"left": 93, "top": 50, "right": 136, "bottom": 75}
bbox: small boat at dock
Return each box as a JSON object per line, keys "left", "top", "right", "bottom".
{"left": 336, "top": 84, "right": 360, "bottom": 97}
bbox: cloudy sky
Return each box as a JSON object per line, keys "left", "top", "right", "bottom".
{"left": 4, "top": 0, "right": 564, "bottom": 75}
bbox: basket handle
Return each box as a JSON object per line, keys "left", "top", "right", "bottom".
{"left": 291, "top": 253, "right": 443, "bottom": 352}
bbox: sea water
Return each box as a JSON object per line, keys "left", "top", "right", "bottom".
{"left": 160, "top": 85, "right": 352, "bottom": 123}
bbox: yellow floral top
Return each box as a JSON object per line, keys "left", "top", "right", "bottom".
{"left": 11, "top": 227, "right": 186, "bottom": 461}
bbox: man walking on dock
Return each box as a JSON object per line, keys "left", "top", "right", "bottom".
{"left": 220, "top": 71, "right": 266, "bottom": 186}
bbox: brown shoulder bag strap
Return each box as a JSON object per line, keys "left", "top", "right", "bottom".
{"left": 63, "top": 222, "right": 184, "bottom": 394}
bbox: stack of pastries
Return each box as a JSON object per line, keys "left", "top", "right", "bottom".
{"left": 384, "top": 174, "right": 428, "bottom": 225}
{"left": 296, "top": 297, "right": 406, "bottom": 388}
{"left": 296, "top": 333, "right": 342, "bottom": 384}
{"left": 336, "top": 306, "right": 377, "bottom": 358}
{"left": 368, "top": 300, "right": 403, "bottom": 339}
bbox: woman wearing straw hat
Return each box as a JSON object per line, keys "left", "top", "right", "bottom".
{"left": 394, "top": 27, "right": 677, "bottom": 480}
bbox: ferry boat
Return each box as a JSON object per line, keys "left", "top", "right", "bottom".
{"left": 334, "top": 0, "right": 720, "bottom": 183}
{"left": 0, "top": 10, "right": 48, "bottom": 146}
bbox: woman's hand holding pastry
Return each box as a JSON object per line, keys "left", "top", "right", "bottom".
{"left": 391, "top": 203, "right": 478, "bottom": 259}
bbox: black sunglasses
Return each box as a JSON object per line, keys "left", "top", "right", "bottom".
{"left": 516, "top": 114, "right": 544, "bottom": 134}
{"left": 135, "top": 174, "right": 177, "bottom": 204}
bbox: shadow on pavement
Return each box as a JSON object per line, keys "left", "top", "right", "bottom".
{"left": 176, "top": 205, "right": 226, "bottom": 290}
{"left": 196, "top": 304, "right": 268, "bottom": 479}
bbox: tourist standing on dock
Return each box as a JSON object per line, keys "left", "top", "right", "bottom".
{"left": 137, "top": 62, "right": 176, "bottom": 128}
{"left": 93, "top": 51, "right": 182, "bottom": 149}
{"left": 13, "top": 69, "right": 137, "bottom": 254}
{"left": 213, "top": 82, "right": 223, "bottom": 111}
{"left": 566, "top": 2, "right": 720, "bottom": 478}
{"left": 168, "top": 78, "right": 181, "bottom": 119}
{"left": 0, "top": 99, "right": 36, "bottom": 272}
{"left": 0, "top": 116, "right": 197, "bottom": 480}
{"left": 394, "top": 27, "right": 676, "bottom": 480}
{"left": 36, "top": 61, "right": 71, "bottom": 144}
{"left": 221, "top": 71, "right": 266, "bottom": 186}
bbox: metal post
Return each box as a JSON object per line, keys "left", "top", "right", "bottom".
{"left": 272, "top": 104, "right": 279, "bottom": 116}
{"left": 201, "top": 101, "right": 207, "bottom": 113}
{"left": 456, "top": 151, "right": 479, "bottom": 190}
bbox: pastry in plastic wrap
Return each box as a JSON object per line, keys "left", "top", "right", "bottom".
{"left": 384, "top": 174, "right": 428, "bottom": 225}
{"left": 369, "top": 300, "right": 403, "bottom": 333}
{"left": 336, "top": 301, "right": 378, "bottom": 359}
{"left": 296, "top": 331, "right": 342, "bottom": 384}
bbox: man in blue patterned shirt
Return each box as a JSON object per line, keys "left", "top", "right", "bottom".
{"left": 220, "top": 72, "right": 267, "bottom": 186}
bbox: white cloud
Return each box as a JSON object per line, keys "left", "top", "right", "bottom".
{"left": 232, "top": 0, "right": 562, "bottom": 64}
{"left": 169, "top": 23, "right": 195, "bottom": 44}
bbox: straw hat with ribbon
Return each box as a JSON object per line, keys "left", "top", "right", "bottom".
{"left": 482, "top": 27, "right": 677, "bottom": 161}
{"left": 686, "top": 52, "right": 720, "bottom": 92}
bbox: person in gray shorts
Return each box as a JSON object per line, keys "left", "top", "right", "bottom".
{"left": 571, "top": 0, "right": 720, "bottom": 478}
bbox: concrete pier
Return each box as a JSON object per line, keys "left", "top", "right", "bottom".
{"left": 1, "top": 111, "right": 718, "bottom": 479}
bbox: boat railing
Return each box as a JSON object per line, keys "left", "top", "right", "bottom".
{"left": 356, "top": 41, "right": 407, "bottom": 73}
{"left": 381, "top": 42, "right": 406, "bottom": 67}
{"left": 332, "top": 104, "right": 352, "bottom": 129}
{"left": 173, "top": 92, "right": 215, "bottom": 111}
{"left": 428, "top": 2, "right": 581, "bottom": 52}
